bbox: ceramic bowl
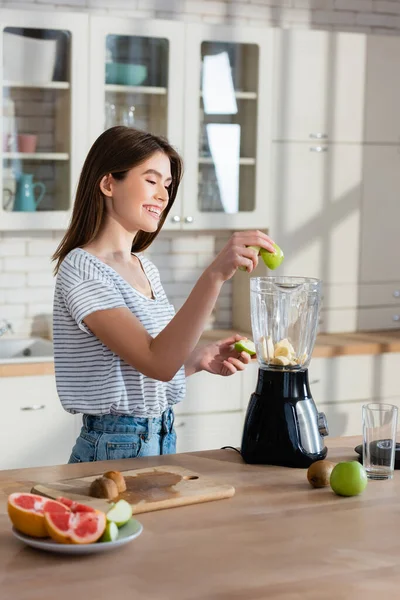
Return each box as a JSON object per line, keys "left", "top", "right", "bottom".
{"left": 105, "top": 63, "right": 147, "bottom": 86}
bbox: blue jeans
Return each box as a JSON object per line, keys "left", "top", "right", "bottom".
{"left": 68, "top": 408, "right": 176, "bottom": 463}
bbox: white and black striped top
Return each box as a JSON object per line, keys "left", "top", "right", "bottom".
{"left": 53, "top": 248, "right": 186, "bottom": 417}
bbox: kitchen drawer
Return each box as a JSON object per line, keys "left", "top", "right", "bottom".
{"left": 174, "top": 411, "right": 245, "bottom": 453}
{"left": 309, "top": 355, "right": 376, "bottom": 404}
{"left": 0, "top": 375, "right": 80, "bottom": 469}
{"left": 319, "top": 308, "right": 358, "bottom": 333}
{"left": 357, "top": 307, "right": 400, "bottom": 331}
{"left": 174, "top": 370, "right": 242, "bottom": 415}
{"left": 359, "top": 283, "right": 400, "bottom": 307}
{"left": 319, "top": 401, "right": 365, "bottom": 437}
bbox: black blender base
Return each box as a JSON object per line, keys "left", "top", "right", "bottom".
{"left": 241, "top": 368, "right": 328, "bottom": 469}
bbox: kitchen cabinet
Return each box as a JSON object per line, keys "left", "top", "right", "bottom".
{"left": 181, "top": 23, "right": 273, "bottom": 230}
{"left": 0, "top": 375, "right": 81, "bottom": 469}
{"left": 268, "top": 142, "right": 363, "bottom": 285}
{"left": 272, "top": 30, "right": 366, "bottom": 143}
{"left": 175, "top": 412, "right": 245, "bottom": 454}
{"left": 0, "top": 9, "right": 89, "bottom": 230}
{"left": 89, "top": 16, "right": 185, "bottom": 231}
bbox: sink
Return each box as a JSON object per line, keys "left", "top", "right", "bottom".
{"left": 0, "top": 337, "right": 54, "bottom": 363}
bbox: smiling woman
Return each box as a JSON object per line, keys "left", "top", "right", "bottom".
{"left": 51, "top": 126, "right": 277, "bottom": 463}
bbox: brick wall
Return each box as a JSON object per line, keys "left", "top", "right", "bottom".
{"left": 0, "top": 0, "right": 399, "bottom": 337}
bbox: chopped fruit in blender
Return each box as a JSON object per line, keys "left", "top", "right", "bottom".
{"left": 271, "top": 356, "right": 290, "bottom": 366}
{"left": 274, "top": 338, "right": 295, "bottom": 359}
{"left": 234, "top": 339, "right": 256, "bottom": 356}
{"left": 260, "top": 336, "right": 274, "bottom": 361}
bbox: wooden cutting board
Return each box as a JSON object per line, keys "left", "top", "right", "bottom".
{"left": 31, "top": 465, "right": 235, "bottom": 515}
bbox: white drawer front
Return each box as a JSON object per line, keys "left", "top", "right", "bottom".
{"left": 319, "top": 401, "right": 364, "bottom": 437}
{"left": 319, "top": 308, "right": 358, "bottom": 333}
{"left": 174, "top": 412, "right": 245, "bottom": 454}
{"left": 175, "top": 370, "right": 242, "bottom": 415}
{"left": 357, "top": 307, "right": 400, "bottom": 331}
{"left": 359, "top": 283, "right": 400, "bottom": 307}
{"left": 309, "top": 355, "right": 376, "bottom": 404}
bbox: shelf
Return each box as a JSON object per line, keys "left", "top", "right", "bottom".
{"left": 199, "top": 157, "right": 256, "bottom": 166}
{"left": 200, "top": 90, "right": 257, "bottom": 100}
{"left": 105, "top": 84, "right": 167, "bottom": 95}
{"left": 2, "top": 153, "right": 70, "bottom": 161}
{"left": 3, "top": 81, "right": 70, "bottom": 90}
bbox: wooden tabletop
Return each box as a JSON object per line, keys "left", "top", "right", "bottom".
{"left": 1, "top": 436, "right": 400, "bottom": 599}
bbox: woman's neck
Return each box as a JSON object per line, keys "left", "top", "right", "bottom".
{"left": 83, "top": 217, "right": 138, "bottom": 263}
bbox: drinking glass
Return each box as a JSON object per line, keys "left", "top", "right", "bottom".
{"left": 362, "top": 402, "right": 398, "bottom": 480}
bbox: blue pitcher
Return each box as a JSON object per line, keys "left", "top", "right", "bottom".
{"left": 13, "top": 173, "right": 46, "bottom": 212}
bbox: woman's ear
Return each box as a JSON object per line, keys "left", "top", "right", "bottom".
{"left": 99, "top": 174, "right": 113, "bottom": 198}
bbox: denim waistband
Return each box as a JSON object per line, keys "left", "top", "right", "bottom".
{"left": 82, "top": 407, "right": 174, "bottom": 436}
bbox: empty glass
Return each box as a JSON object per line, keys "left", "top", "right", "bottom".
{"left": 362, "top": 403, "right": 398, "bottom": 480}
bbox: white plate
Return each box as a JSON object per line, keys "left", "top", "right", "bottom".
{"left": 11, "top": 517, "right": 143, "bottom": 555}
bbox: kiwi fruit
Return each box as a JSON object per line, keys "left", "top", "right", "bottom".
{"left": 307, "top": 460, "right": 336, "bottom": 488}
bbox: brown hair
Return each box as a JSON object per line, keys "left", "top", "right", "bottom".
{"left": 52, "top": 126, "right": 183, "bottom": 273}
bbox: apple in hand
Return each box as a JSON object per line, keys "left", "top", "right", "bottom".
{"left": 260, "top": 243, "right": 284, "bottom": 270}
{"left": 330, "top": 461, "right": 368, "bottom": 497}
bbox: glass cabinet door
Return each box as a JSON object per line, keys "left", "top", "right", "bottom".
{"left": 198, "top": 41, "right": 258, "bottom": 214}
{"left": 184, "top": 25, "right": 273, "bottom": 230}
{"left": 2, "top": 27, "right": 71, "bottom": 213}
{"left": 104, "top": 34, "right": 168, "bottom": 136}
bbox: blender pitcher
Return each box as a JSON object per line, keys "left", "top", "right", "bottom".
{"left": 241, "top": 276, "right": 329, "bottom": 468}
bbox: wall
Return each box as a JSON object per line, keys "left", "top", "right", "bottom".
{"left": 0, "top": 0, "right": 399, "bottom": 337}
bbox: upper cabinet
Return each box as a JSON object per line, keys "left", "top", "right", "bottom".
{"left": 0, "top": 9, "right": 88, "bottom": 230}
{"left": 272, "top": 30, "right": 366, "bottom": 143}
{"left": 89, "top": 16, "right": 185, "bottom": 230}
{"left": 181, "top": 24, "right": 273, "bottom": 230}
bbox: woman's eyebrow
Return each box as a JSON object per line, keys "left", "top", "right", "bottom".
{"left": 142, "top": 168, "right": 172, "bottom": 183}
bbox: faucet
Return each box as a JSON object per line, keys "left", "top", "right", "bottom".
{"left": 0, "top": 320, "right": 13, "bottom": 337}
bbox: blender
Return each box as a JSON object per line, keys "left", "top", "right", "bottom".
{"left": 241, "top": 276, "right": 329, "bottom": 468}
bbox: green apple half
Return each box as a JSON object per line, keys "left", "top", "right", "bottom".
{"left": 238, "top": 243, "right": 284, "bottom": 272}
{"left": 106, "top": 499, "right": 133, "bottom": 527}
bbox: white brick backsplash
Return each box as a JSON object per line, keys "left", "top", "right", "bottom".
{"left": 27, "top": 271, "right": 55, "bottom": 287}
{"left": 197, "top": 253, "right": 215, "bottom": 268}
{"left": 313, "top": 9, "right": 357, "bottom": 23}
{"left": 27, "top": 240, "right": 57, "bottom": 257}
{"left": 3, "top": 257, "right": 51, "bottom": 273}
{"left": 335, "top": 0, "right": 373, "bottom": 10}
{"left": 184, "top": 1, "right": 228, "bottom": 17}
{"left": 373, "top": 1, "right": 400, "bottom": 15}
{"left": 171, "top": 235, "right": 215, "bottom": 253}
{"left": 5, "top": 287, "right": 54, "bottom": 304}
{"left": 146, "top": 238, "right": 171, "bottom": 253}
{"left": 0, "top": 304, "right": 26, "bottom": 319}
{"left": 0, "top": 272, "right": 26, "bottom": 288}
{"left": 356, "top": 11, "right": 392, "bottom": 25}
{"left": 88, "top": 0, "right": 138, "bottom": 7}
{"left": 293, "top": 0, "right": 333, "bottom": 8}
{"left": 172, "top": 267, "right": 204, "bottom": 282}
{"left": 169, "top": 254, "right": 199, "bottom": 268}
{"left": 138, "top": 0, "right": 172, "bottom": 10}
{"left": 163, "top": 282, "right": 195, "bottom": 297}
{"left": 0, "top": 241, "right": 26, "bottom": 257}
{"left": 26, "top": 303, "right": 54, "bottom": 317}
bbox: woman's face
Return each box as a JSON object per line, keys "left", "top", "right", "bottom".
{"left": 101, "top": 151, "right": 172, "bottom": 232}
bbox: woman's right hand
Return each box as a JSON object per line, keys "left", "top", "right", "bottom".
{"left": 206, "top": 230, "right": 276, "bottom": 283}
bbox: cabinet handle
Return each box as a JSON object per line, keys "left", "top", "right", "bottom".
{"left": 20, "top": 404, "right": 46, "bottom": 411}
{"left": 310, "top": 146, "right": 328, "bottom": 152}
{"left": 393, "top": 290, "right": 400, "bottom": 298}
{"left": 175, "top": 421, "right": 186, "bottom": 428}
{"left": 309, "top": 133, "right": 328, "bottom": 139}
{"left": 393, "top": 315, "right": 400, "bottom": 322}
{"left": 184, "top": 216, "right": 194, "bottom": 224}
{"left": 171, "top": 215, "right": 181, "bottom": 223}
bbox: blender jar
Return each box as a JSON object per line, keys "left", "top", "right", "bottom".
{"left": 250, "top": 276, "right": 322, "bottom": 370}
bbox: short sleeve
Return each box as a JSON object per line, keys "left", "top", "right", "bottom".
{"left": 59, "top": 252, "right": 126, "bottom": 334}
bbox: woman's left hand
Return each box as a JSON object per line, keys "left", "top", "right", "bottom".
{"left": 186, "top": 334, "right": 255, "bottom": 377}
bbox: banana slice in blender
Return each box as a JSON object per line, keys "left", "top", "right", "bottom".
{"left": 271, "top": 356, "right": 290, "bottom": 366}
{"left": 274, "top": 338, "right": 295, "bottom": 358}
{"left": 260, "top": 336, "right": 274, "bottom": 361}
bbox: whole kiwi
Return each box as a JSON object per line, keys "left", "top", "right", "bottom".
{"left": 307, "top": 460, "right": 336, "bottom": 488}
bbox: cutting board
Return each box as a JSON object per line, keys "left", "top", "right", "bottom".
{"left": 31, "top": 465, "right": 235, "bottom": 515}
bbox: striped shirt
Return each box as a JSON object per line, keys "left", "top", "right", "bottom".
{"left": 53, "top": 248, "right": 186, "bottom": 417}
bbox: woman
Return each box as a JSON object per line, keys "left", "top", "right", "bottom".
{"left": 52, "top": 126, "right": 276, "bottom": 463}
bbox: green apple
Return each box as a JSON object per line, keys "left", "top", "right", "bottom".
{"left": 260, "top": 243, "right": 284, "bottom": 270}
{"left": 238, "top": 246, "right": 260, "bottom": 272}
{"left": 106, "top": 499, "right": 133, "bottom": 527}
{"left": 330, "top": 461, "right": 368, "bottom": 497}
{"left": 234, "top": 339, "right": 256, "bottom": 356}
{"left": 100, "top": 521, "right": 119, "bottom": 543}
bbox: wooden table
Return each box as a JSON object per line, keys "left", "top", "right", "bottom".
{"left": 1, "top": 437, "right": 399, "bottom": 599}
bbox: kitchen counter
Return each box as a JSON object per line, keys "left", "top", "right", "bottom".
{"left": 2, "top": 329, "right": 400, "bottom": 377}
{"left": 1, "top": 436, "right": 400, "bottom": 599}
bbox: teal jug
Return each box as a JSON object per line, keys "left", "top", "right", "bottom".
{"left": 13, "top": 173, "right": 46, "bottom": 212}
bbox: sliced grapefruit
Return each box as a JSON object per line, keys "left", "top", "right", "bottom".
{"left": 8, "top": 492, "right": 70, "bottom": 538}
{"left": 44, "top": 510, "right": 106, "bottom": 545}
{"left": 56, "top": 496, "right": 96, "bottom": 513}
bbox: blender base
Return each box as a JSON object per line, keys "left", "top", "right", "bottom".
{"left": 240, "top": 368, "right": 328, "bottom": 468}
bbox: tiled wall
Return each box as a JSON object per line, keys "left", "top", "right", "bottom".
{"left": 1, "top": 0, "right": 399, "bottom": 337}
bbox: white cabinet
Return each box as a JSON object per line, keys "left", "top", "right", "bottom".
{"left": 0, "top": 9, "right": 89, "bottom": 230}
{"left": 175, "top": 412, "right": 245, "bottom": 454}
{"left": 0, "top": 375, "right": 81, "bottom": 469}
{"left": 269, "top": 142, "right": 363, "bottom": 286}
{"left": 272, "top": 30, "right": 366, "bottom": 143}
{"left": 364, "top": 35, "right": 400, "bottom": 144}
{"left": 182, "top": 23, "right": 273, "bottom": 230}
